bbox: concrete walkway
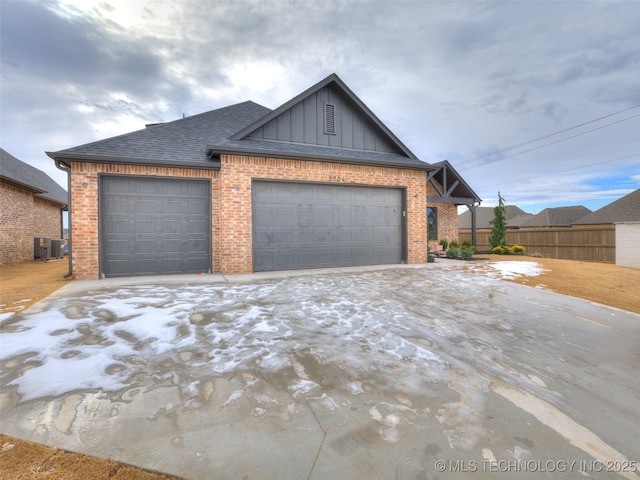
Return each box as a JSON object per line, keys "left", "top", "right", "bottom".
{"left": 1, "top": 262, "right": 639, "bottom": 479}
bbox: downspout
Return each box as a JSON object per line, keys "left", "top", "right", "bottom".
{"left": 55, "top": 160, "right": 73, "bottom": 278}
{"left": 470, "top": 201, "right": 480, "bottom": 247}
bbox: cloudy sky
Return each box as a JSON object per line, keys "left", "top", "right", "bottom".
{"left": 1, "top": 0, "right": 639, "bottom": 212}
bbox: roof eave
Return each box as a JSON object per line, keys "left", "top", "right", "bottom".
{"left": 46, "top": 151, "right": 220, "bottom": 170}
{"left": 0, "top": 175, "right": 47, "bottom": 194}
{"left": 206, "top": 144, "right": 434, "bottom": 171}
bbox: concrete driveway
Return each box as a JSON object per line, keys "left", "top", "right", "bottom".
{"left": 1, "top": 262, "right": 639, "bottom": 479}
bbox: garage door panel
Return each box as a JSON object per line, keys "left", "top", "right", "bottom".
{"left": 275, "top": 206, "right": 295, "bottom": 224}
{"left": 188, "top": 200, "right": 208, "bottom": 215}
{"left": 315, "top": 206, "right": 333, "bottom": 225}
{"left": 101, "top": 176, "right": 210, "bottom": 277}
{"left": 107, "top": 239, "right": 129, "bottom": 254}
{"left": 253, "top": 181, "right": 403, "bottom": 272}
{"left": 316, "top": 186, "right": 333, "bottom": 201}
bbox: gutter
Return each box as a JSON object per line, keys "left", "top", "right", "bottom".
{"left": 206, "top": 144, "right": 435, "bottom": 172}
{"left": 47, "top": 152, "right": 220, "bottom": 170}
{"left": 54, "top": 159, "right": 73, "bottom": 278}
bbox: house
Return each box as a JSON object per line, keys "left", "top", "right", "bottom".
{"left": 458, "top": 205, "right": 532, "bottom": 231}
{"left": 519, "top": 205, "right": 592, "bottom": 228}
{"left": 0, "top": 148, "right": 68, "bottom": 265}
{"left": 572, "top": 189, "right": 640, "bottom": 226}
{"left": 573, "top": 189, "right": 640, "bottom": 268}
{"left": 47, "top": 74, "right": 480, "bottom": 279}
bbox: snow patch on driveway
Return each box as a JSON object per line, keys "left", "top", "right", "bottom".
{"left": 0, "top": 267, "right": 559, "bottom": 452}
{"left": 484, "top": 261, "right": 547, "bottom": 279}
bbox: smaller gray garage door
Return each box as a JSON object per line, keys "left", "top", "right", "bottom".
{"left": 100, "top": 176, "right": 211, "bottom": 277}
{"left": 253, "top": 181, "right": 404, "bottom": 272}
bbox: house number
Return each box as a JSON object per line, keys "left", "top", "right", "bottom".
{"left": 328, "top": 175, "right": 347, "bottom": 182}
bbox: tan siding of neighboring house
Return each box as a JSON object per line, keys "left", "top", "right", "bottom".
{"left": 616, "top": 223, "right": 640, "bottom": 268}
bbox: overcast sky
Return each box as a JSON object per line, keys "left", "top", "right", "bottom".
{"left": 1, "top": 0, "right": 639, "bottom": 213}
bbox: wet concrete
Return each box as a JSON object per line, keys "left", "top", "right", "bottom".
{"left": 1, "top": 262, "right": 639, "bottom": 479}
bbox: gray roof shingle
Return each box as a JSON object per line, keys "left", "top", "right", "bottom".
{"left": 48, "top": 76, "right": 434, "bottom": 171}
{"left": 0, "top": 148, "right": 68, "bottom": 206}
{"left": 49, "top": 101, "right": 271, "bottom": 166}
{"left": 520, "top": 205, "right": 592, "bottom": 227}
{"left": 573, "top": 189, "right": 640, "bottom": 224}
{"left": 458, "top": 205, "right": 531, "bottom": 229}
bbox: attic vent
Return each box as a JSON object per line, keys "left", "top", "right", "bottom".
{"left": 324, "top": 103, "right": 336, "bottom": 135}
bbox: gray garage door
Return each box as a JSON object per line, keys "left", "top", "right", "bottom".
{"left": 100, "top": 176, "right": 211, "bottom": 277}
{"left": 253, "top": 181, "right": 404, "bottom": 272}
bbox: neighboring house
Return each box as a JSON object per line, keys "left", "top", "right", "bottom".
{"left": 519, "top": 205, "right": 592, "bottom": 228}
{"left": 574, "top": 189, "right": 640, "bottom": 268}
{"left": 458, "top": 205, "right": 533, "bottom": 231}
{"left": 47, "top": 74, "right": 480, "bottom": 279}
{"left": 0, "top": 148, "right": 68, "bottom": 265}
{"left": 572, "top": 189, "right": 640, "bottom": 226}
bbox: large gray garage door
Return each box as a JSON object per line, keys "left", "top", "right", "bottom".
{"left": 100, "top": 176, "right": 211, "bottom": 277}
{"left": 253, "top": 181, "right": 404, "bottom": 272}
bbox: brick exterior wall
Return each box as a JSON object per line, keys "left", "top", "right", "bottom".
{"left": 68, "top": 156, "right": 468, "bottom": 279}
{"left": 0, "top": 181, "right": 64, "bottom": 266}
{"left": 426, "top": 181, "right": 459, "bottom": 251}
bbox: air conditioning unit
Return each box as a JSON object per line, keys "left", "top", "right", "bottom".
{"left": 50, "top": 239, "right": 62, "bottom": 259}
{"left": 34, "top": 237, "right": 52, "bottom": 261}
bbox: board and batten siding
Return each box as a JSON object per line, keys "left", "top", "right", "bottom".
{"left": 615, "top": 222, "right": 640, "bottom": 268}
{"left": 247, "top": 85, "right": 400, "bottom": 154}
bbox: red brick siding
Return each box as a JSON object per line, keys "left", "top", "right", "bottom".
{"left": 69, "top": 163, "right": 219, "bottom": 279}
{"left": 34, "top": 197, "right": 63, "bottom": 239}
{"left": 69, "top": 157, "right": 433, "bottom": 278}
{"left": 219, "top": 155, "right": 427, "bottom": 273}
{"left": 426, "top": 181, "right": 459, "bottom": 251}
{"left": 0, "top": 181, "right": 63, "bottom": 266}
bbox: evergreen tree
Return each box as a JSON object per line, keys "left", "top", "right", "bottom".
{"left": 489, "top": 192, "right": 507, "bottom": 248}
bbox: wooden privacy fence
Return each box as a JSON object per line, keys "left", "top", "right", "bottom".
{"left": 458, "top": 225, "right": 615, "bottom": 262}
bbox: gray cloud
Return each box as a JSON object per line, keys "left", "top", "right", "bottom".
{"left": 1, "top": 0, "right": 638, "bottom": 212}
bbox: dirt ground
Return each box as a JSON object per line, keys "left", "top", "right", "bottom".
{"left": 0, "top": 255, "right": 638, "bottom": 479}
{"left": 471, "top": 254, "right": 640, "bottom": 314}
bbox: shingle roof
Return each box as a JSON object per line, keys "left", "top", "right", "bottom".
{"left": 48, "top": 101, "right": 271, "bottom": 167}
{"left": 0, "top": 148, "right": 68, "bottom": 206}
{"left": 429, "top": 160, "right": 481, "bottom": 201}
{"left": 458, "top": 205, "right": 531, "bottom": 229}
{"left": 48, "top": 75, "right": 434, "bottom": 171}
{"left": 573, "top": 189, "right": 640, "bottom": 224}
{"left": 520, "top": 205, "right": 592, "bottom": 227}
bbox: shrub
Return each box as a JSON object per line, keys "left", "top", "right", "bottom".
{"left": 489, "top": 192, "right": 507, "bottom": 248}
{"left": 461, "top": 240, "right": 472, "bottom": 249}
{"left": 492, "top": 246, "right": 505, "bottom": 255}
{"left": 449, "top": 240, "right": 459, "bottom": 249}
{"left": 446, "top": 247, "right": 460, "bottom": 259}
{"left": 427, "top": 254, "right": 435, "bottom": 263}
{"left": 512, "top": 244, "right": 526, "bottom": 255}
{"left": 439, "top": 239, "right": 449, "bottom": 250}
{"left": 460, "top": 248, "right": 474, "bottom": 260}
{"left": 503, "top": 246, "right": 514, "bottom": 254}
